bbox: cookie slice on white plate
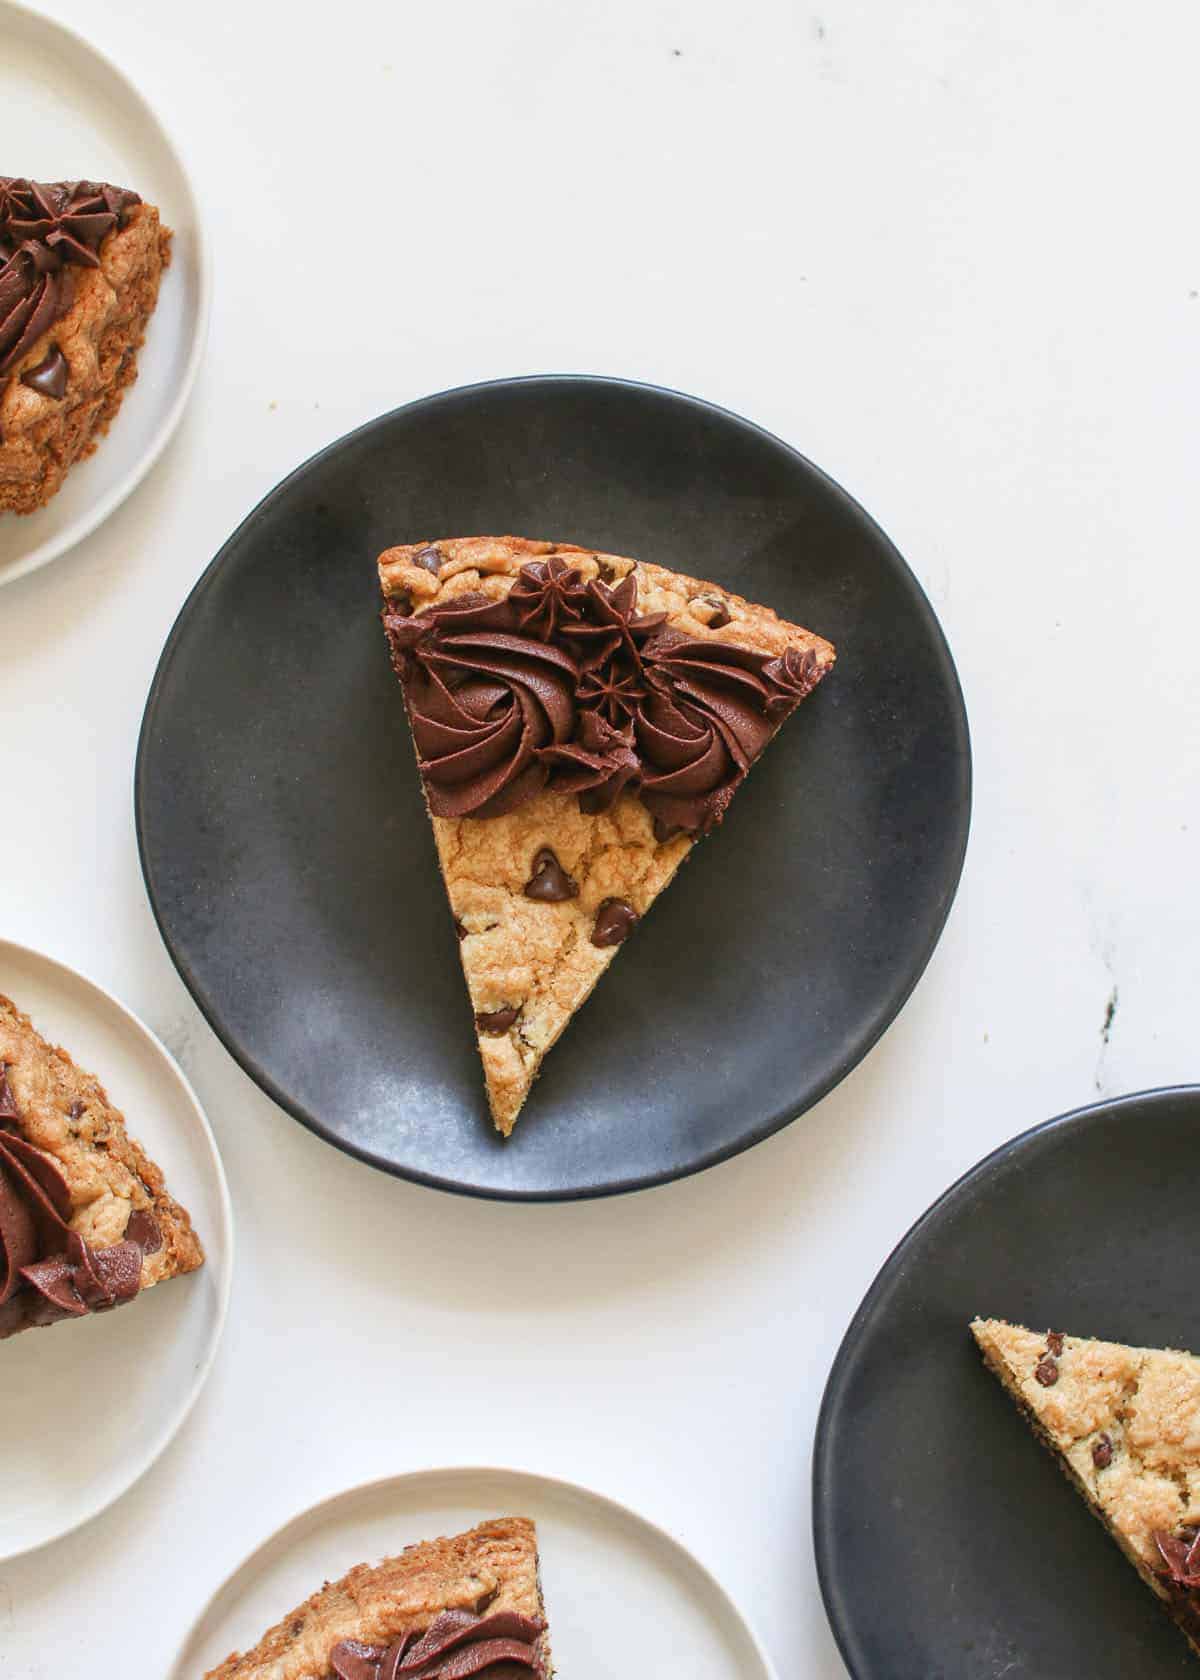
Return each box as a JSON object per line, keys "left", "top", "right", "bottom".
{"left": 203, "top": 1517, "right": 553, "bottom": 1679}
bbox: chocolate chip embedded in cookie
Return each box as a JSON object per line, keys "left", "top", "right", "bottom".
{"left": 475, "top": 1006, "right": 521, "bottom": 1035}
{"left": 693, "top": 594, "right": 732, "bottom": 629}
{"left": 591, "top": 898, "right": 638, "bottom": 948}
{"left": 20, "top": 345, "right": 67, "bottom": 399}
{"left": 524, "top": 849, "right": 579, "bottom": 903}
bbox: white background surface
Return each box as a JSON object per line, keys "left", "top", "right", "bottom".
{"left": 1, "top": 2, "right": 1198, "bottom": 1674}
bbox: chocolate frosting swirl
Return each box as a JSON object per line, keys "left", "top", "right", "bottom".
{"left": 387, "top": 592, "right": 580, "bottom": 818}
{"left": 0, "top": 1071, "right": 160, "bottom": 1333}
{"left": 384, "top": 561, "right": 825, "bottom": 835}
{"left": 328, "top": 1609, "right": 546, "bottom": 1679}
{"left": 634, "top": 630, "right": 797, "bottom": 833}
{"left": 558, "top": 569, "right": 666, "bottom": 676}
{"left": 539, "top": 709, "right": 641, "bottom": 816}
{"left": 0, "top": 177, "right": 139, "bottom": 382}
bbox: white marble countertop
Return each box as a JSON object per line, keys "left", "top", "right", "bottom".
{"left": 1, "top": 1, "right": 1198, "bottom": 1673}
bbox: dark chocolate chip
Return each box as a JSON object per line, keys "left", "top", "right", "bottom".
{"left": 67, "top": 1100, "right": 84, "bottom": 1120}
{"left": 1046, "top": 1330, "right": 1064, "bottom": 1356}
{"left": 475, "top": 1006, "right": 520, "bottom": 1034}
{"left": 1034, "top": 1355, "right": 1059, "bottom": 1387}
{"left": 454, "top": 917, "right": 468, "bottom": 941}
{"left": 21, "top": 345, "right": 68, "bottom": 400}
{"left": 385, "top": 592, "right": 413, "bottom": 619}
{"left": 700, "top": 596, "right": 731, "bottom": 629}
{"left": 591, "top": 898, "right": 638, "bottom": 947}
{"left": 413, "top": 544, "right": 442, "bottom": 575}
{"left": 0, "top": 1062, "right": 17, "bottom": 1121}
{"left": 123, "top": 1208, "right": 163, "bottom": 1254}
{"left": 524, "top": 847, "right": 579, "bottom": 903}
{"left": 1093, "top": 1433, "right": 1113, "bottom": 1469}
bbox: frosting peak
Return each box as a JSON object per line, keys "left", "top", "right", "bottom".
{"left": 384, "top": 562, "right": 826, "bottom": 835}
{"left": 508, "top": 555, "right": 590, "bottom": 640}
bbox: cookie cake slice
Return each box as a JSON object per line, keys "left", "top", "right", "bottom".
{"left": 205, "top": 1517, "right": 553, "bottom": 1678}
{"left": 973, "top": 1317, "right": 1200, "bottom": 1659}
{"left": 379, "top": 536, "right": 835, "bottom": 1135}
{"left": 0, "top": 174, "right": 171, "bottom": 515}
{"left": 0, "top": 991, "right": 203, "bottom": 1339}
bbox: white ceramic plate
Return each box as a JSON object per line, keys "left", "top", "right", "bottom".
{"left": 0, "top": 937, "right": 232, "bottom": 1560}
{"left": 0, "top": 0, "right": 210, "bottom": 586}
{"left": 170, "top": 1467, "right": 779, "bottom": 1679}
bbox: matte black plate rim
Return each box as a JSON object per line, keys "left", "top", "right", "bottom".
{"left": 811, "top": 1083, "right": 1200, "bottom": 1678}
{"left": 135, "top": 373, "right": 972, "bottom": 1203}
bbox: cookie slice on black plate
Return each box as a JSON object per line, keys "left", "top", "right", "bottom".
{"left": 379, "top": 536, "right": 835, "bottom": 1135}
{"left": 974, "top": 1317, "right": 1200, "bottom": 1661}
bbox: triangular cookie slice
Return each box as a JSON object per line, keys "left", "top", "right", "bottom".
{"left": 973, "top": 1317, "right": 1200, "bottom": 1658}
{"left": 0, "top": 991, "right": 203, "bottom": 1339}
{"left": 379, "top": 536, "right": 835, "bottom": 1134}
{"left": 1, "top": 176, "right": 172, "bottom": 514}
{"left": 205, "top": 1517, "right": 553, "bottom": 1678}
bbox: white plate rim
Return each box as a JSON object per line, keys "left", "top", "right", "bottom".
{"left": 169, "top": 1464, "right": 782, "bottom": 1680}
{"left": 0, "top": 933, "right": 235, "bottom": 1562}
{"left": 0, "top": 0, "right": 213, "bottom": 587}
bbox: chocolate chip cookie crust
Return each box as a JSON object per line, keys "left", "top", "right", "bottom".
{"left": 379, "top": 536, "right": 835, "bottom": 1135}
{"left": 973, "top": 1317, "right": 1200, "bottom": 1658}
{"left": 205, "top": 1517, "right": 553, "bottom": 1679}
{"left": 0, "top": 991, "right": 203, "bottom": 1338}
{"left": 0, "top": 177, "right": 171, "bottom": 516}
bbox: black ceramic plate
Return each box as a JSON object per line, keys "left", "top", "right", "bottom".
{"left": 136, "top": 376, "right": 969, "bottom": 1200}
{"left": 814, "top": 1087, "right": 1200, "bottom": 1678}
